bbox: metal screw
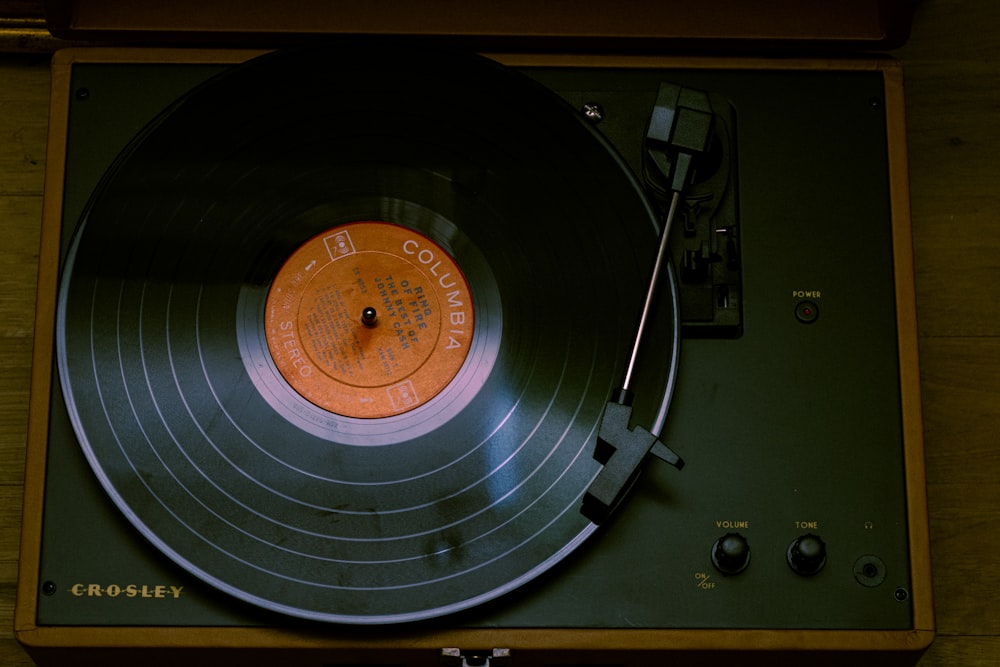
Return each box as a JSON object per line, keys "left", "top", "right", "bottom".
{"left": 582, "top": 102, "right": 604, "bottom": 124}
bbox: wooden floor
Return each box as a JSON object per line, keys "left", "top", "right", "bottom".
{"left": 1, "top": 0, "right": 998, "bottom": 664}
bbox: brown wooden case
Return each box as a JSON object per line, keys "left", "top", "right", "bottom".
{"left": 17, "top": 2, "right": 931, "bottom": 665}
{"left": 42, "top": 0, "right": 915, "bottom": 51}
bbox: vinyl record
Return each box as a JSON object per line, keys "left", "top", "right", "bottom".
{"left": 56, "top": 43, "right": 675, "bottom": 623}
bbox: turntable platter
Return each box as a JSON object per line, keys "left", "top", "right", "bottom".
{"left": 55, "top": 44, "right": 675, "bottom": 623}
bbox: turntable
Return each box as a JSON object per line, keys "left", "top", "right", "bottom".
{"left": 15, "top": 3, "right": 933, "bottom": 666}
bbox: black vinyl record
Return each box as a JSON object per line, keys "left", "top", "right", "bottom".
{"left": 56, "top": 43, "right": 674, "bottom": 623}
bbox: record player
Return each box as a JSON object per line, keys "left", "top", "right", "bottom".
{"left": 15, "top": 2, "right": 933, "bottom": 665}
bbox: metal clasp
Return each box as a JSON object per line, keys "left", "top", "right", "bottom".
{"left": 440, "top": 648, "right": 512, "bottom": 667}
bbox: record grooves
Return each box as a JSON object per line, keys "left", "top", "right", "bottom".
{"left": 55, "top": 45, "right": 677, "bottom": 622}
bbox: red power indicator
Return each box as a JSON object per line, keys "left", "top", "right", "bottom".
{"left": 795, "top": 300, "right": 819, "bottom": 324}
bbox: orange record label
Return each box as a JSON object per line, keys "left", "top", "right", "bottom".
{"left": 264, "top": 222, "right": 474, "bottom": 418}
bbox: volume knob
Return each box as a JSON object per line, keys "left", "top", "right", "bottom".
{"left": 787, "top": 534, "right": 827, "bottom": 576}
{"left": 711, "top": 533, "right": 751, "bottom": 575}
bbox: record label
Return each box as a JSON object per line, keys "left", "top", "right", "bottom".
{"left": 265, "top": 221, "right": 474, "bottom": 418}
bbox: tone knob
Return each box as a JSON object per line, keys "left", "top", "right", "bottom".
{"left": 711, "top": 532, "right": 751, "bottom": 575}
{"left": 787, "top": 533, "right": 827, "bottom": 576}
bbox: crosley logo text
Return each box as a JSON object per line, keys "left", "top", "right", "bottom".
{"left": 69, "top": 583, "right": 184, "bottom": 599}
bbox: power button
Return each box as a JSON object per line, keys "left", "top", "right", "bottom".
{"left": 795, "top": 300, "right": 819, "bottom": 324}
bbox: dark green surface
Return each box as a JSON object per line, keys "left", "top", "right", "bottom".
{"left": 37, "top": 59, "right": 912, "bottom": 630}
